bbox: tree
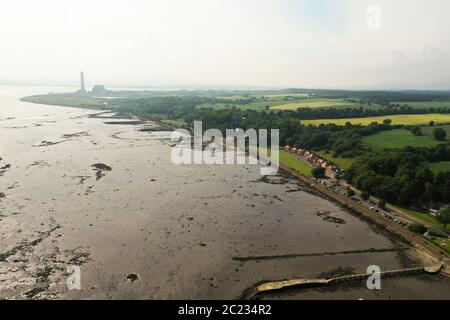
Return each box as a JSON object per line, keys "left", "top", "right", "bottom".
{"left": 437, "top": 208, "right": 450, "bottom": 229}
{"left": 361, "top": 191, "right": 370, "bottom": 201}
{"left": 312, "top": 167, "right": 326, "bottom": 178}
{"left": 408, "top": 223, "right": 427, "bottom": 234}
{"left": 383, "top": 119, "right": 392, "bottom": 125}
{"left": 411, "top": 126, "right": 422, "bottom": 136}
{"left": 378, "top": 199, "right": 386, "bottom": 209}
{"left": 399, "top": 184, "right": 414, "bottom": 204}
{"left": 310, "top": 133, "right": 328, "bottom": 148}
{"left": 433, "top": 128, "right": 447, "bottom": 141}
{"left": 429, "top": 121, "right": 435, "bottom": 127}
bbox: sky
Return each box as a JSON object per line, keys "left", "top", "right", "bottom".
{"left": 1, "top": 0, "right": 450, "bottom": 89}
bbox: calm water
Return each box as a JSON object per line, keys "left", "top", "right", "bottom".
{"left": 0, "top": 86, "right": 449, "bottom": 299}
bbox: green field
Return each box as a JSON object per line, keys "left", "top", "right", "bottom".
{"left": 279, "top": 151, "right": 312, "bottom": 177}
{"left": 196, "top": 100, "right": 284, "bottom": 110}
{"left": 421, "top": 124, "right": 450, "bottom": 137}
{"left": 271, "top": 98, "right": 355, "bottom": 110}
{"left": 197, "top": 96, "right": 363, "bottom": 111}
{"left": 391, "top": 205, "right": 449, "bottom": 230}
{"left": 303, "top": 114, "right": 450, "bottom": 126}
{"left": 429, "top": 237, "right": 450, "bottom": 255}
{"left": 316, "top": 151, "right": 356, "bottom": 170}
{"left": 262, "top": 93, "right": 310, "bottom": 98}
{"left": 161, "top": 119, "right": 187, "bottom": 128}
{"left": 197, "top": 93, "right": 299, "bottom": 110}
{"left": 363, "top": 129, "right": 445, "bottom": 150}
{"left": 254, "top": 148, "right": 313, "bottom": 177}
{"left": 401, "top": 101, "right": 450, "bottom": 109}
{"left": 22, "top": 95, "right": 106, "bottom": 109}
{"left": 429, "top": 161, "right": 450, "bottom": 173}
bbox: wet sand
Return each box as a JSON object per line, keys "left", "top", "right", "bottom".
{"left": 1, "top": 86, "right": 449, "bottom": 299}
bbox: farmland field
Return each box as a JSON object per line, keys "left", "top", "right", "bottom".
{"left": 21, "top": 95, "right": 106, "bottom": 108}
{"left": 303, "top": 114, "right": 450, "bottom": 126}
{"left": 390, "top": 205, "right": 447, "bottom": 230}
{"left": 363, "top": 129, "right": 445, "bottom": 150}
{"left": 421, "top": 124, "right": 450, "bottom": 137}
{"left": 262, "top": 93, "right": 310, "bottom": 98}
{"left": 401, "top": 101, "right": 450, "bottom": 109}
{"left": 161, "top": 118, "right": 186, "bottom": 128}
{"left": 270, "top": 98, "right": 356, "bottom": 110}
{"left": 197, "top": 97, "right": 358, "bottom": 111}
{"left": 253, "top": 148, "right": 313, "bottom": 177}
{"left": 279, "top": 151, "right": 313, "bottom": 177}
{"left": 429, "top": 161, "right": 450, "bottom": 173}
{"left": 196, "top": 100, "right": 284, "bottom": 110}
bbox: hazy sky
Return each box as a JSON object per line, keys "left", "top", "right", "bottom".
{"left": 1, "top": 0, "right": 450, "bottom": 89}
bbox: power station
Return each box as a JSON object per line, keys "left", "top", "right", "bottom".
{"left": 80, "top": 71, "right": 85, "bottom": 93}
{"left": 77, "top": 71, "right": 87, "bottom": 95}
{"left": 76, "top": 71, "right": 106, "bottom": 96}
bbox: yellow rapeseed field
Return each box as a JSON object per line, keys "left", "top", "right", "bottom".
{"left": 302, "top": 114, "right": 450, "bottom": 126}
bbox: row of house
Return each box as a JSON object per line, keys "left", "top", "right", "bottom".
{"left": 284, "top": 145, "right": 343, "bottom": 178}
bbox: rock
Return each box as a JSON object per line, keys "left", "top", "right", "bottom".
{"left": 91, "top": 163, "right": 112, "bottom": 181}
{"left": 126, "top": 273, "right": 139, "bottom": 282}
{"left": 91, "top": 163, "right": 112, "bottom": 171}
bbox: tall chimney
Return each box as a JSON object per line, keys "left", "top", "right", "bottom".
{"left": 80, "top": 71, "right": 85, "bottom": 91}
